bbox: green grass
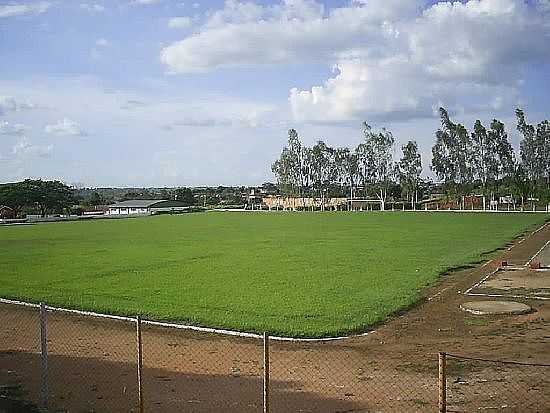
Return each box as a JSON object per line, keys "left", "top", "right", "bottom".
{"left": 0, "top": 212, "right": 546, "bottom": 337}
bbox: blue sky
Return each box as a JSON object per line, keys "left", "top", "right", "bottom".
{"left": 1, "top": 0, "right": 549, "bottom": 187}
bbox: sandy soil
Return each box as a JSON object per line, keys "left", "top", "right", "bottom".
{"left": 1, "top": 221, "right": 549, "bottom": 412}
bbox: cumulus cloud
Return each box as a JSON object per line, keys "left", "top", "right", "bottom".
{"left": 291, "top": 0, "right": 550, "bottom": 122}
{"left": 0, "top": 1, "right": 51, "bottom": 18}
{"left": 12, "top": 137, "right": 53, "bottom": 159}
{"left": 168, "top": 16, "right": 192, "bottom": 29}
{"left": 0, "top": 121, "right": 28, "bottom": 136}
{"left": 160, "top": 0, "right": 420, "bottom": 72}
{"left": 160, "top": 0, "right": 550, "bottom": 123}
{"left": 45, "top": 118, "right": 85, "bottom": 136}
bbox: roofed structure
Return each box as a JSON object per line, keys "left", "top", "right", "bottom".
{"left": 106, "top": 199, "right": 190, "bottom": 216}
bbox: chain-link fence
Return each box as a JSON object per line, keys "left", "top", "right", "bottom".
{"left": 441, "top": 352, "right": 550, "bottom": 413}
{"left": 1, "top": 301, "right": 549, "bottom": 412}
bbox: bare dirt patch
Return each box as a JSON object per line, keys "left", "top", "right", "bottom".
{"left": 467, "top": 266, "right": 550, "bottom": 299}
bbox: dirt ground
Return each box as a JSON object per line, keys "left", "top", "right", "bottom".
{"left": 1, "top": 221, "right": 549, "bottom": 412}
{"left": 468, "top": 266, "right": 550, "bottom": 299}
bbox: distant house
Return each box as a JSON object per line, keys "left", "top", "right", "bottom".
{"left": 262, "top": 196, "right": 348, "bottom": 211}
{"left": 0, "top": 205, "right": 15, "bottom": 219}
{"left": 106, "top": 200, "right": 190, "bottom": 216}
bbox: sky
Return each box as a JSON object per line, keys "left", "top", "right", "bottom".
{"left": 0, "top": 0, "right": 549, "bottom": 187}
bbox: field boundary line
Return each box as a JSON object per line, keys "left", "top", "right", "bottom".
{"left": 0, "top": 298, "right": 370, "bottom": 342}
{"left": 463, "top": 267, "right": 500, "bottom": 295}
{"left": 462, "top": 220, "right": 549, "bottom": 298}
{"left": 525, "top": 239, "right": 550, "bottom": 266}
{"left": 463, "top": 292, "right": 550, "bottom": 301}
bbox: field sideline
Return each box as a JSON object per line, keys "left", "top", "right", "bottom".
{"left": 0, "top": 212, "right": 546, "bottom": 337}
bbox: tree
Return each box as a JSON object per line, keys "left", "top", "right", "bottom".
{"left": 0, "top": 179, "right": 74, "bottom": 217}
{"left": 335, "top": 147, "right": 358, "bottom": 209}
{"left": 355, "top": 123, "right": 375, "bottom": 199}
{"left": 471, "top": 120, "right": 490, "bottom": 207}
{"left": 398, "top": 140, "right": 422, "bottom": 209}
{"left": 89, "top": 191, "right": 104, "bottom": 206}
{"left": 511, "top": 163, "right": 531, "bottom": 209}
{"left": 517, "top": 109, "right": 550, "bottom": 192}
{"left": 175, "top": 187, "right": 195, "bottom": 206}
{"left": 431, "top": 108, "right": 473, "bottom": 207}
{"left": 27, "top": 180, "right": 74, "bottom": 217}
{"left": 0, "top": 181, "right": 31, "bottom": 217}
{"left": 272, "top": 129, "right": 314, "bottom": 209}
{"left": 470, "top": 118, "right": 515, "bottom": 209}
{"left": 490, "top": 120, "right": 515, "bottom": 179}
{"left": 310, "top": 140, "right": 335, "bottom": 210}
{"left": 363, "top": 123, "right": 395, "bottom": 211}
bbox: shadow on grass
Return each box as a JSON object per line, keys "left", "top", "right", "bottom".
{"left": 0, "top": 351, "right": 366, "bottom": 413}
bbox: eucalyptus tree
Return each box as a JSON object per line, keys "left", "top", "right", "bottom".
{"left": 431, "top": 108, "right": 473, "bottom": 207}
{"left": 489, "top": 119, "right": 515, "bottom": 185}
{"left": 336, "top": 147, "right": 359, "bottom": 208}
{"left": 511, "top": 163, "right": 531, "bottom": 209}
{"left": 272, "top": 129, "right": 311, "bottom": 207}
{"left": 517, "top": 109, "right": 550, "bottom": 193}
{"left": 271, "top": 147, "right": 294, "bottom": 195}
{"left": 355, "top": 122, "right": 375, "bottom": 200}
{"left": 354, "top": 122, "right": 396, "bottom": 210}
{"left": 398, "top": 140, "right": 422, "bottom": 209}
{"left": 310, "top": 140, "right": 335, "bottom": 210}
{"left": 362, "top": 123, "right": 395, "bottom": 211}
{"left": 471, "top": 120, "right": 497, "bottom": 209}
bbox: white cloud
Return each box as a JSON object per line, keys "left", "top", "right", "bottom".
{"left": 0, "top": 121, "right": 28, "bottom": 136}
{"left": 161, "top": 0, "right": 550, "bottom": 123}
{"left": 12, "top": 137, "right": 53, "bottom": 159}
{"left": 168, "top": 16, "right": 192, "bottom": 29}
{"left": 45, "top": 118, "right": 85, "bottom": 136}
{"left": 161, "top": 0, "right": 419, "bottom": 73}
{"left": 0, "top": 1, "right": 51, "bottom": 18}
{"left": 80, "top": 3, "right": 105, "bottom": 13}
{"left": 291, "top": 0, "right": 550, "bottom": 123}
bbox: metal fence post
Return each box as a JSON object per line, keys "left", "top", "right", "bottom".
{"left": 39, "top": 302, "right": 49, "bottom": 410}
{"left": 263, "top": 332, "right": 270, "bottom": 413}
{"left": 136, "top": 315, "right": 144, "bottom": 413}
{"left": 438, "top": 352, "right": 447, "bottom": 413}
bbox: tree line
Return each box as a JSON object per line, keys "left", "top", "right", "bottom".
{"left": 0, "top": 179, "right": 74, "bottom": 217}
{"left": 272, "top": 107, "right": 550, "bottom": 210}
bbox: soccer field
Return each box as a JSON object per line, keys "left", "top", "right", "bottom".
{"left": 0, "top": 212, "right": 546, "bottom": 337}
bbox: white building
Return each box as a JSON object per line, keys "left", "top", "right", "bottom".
{"left": 106, "top": 200, "right": 189, "bottom": 215}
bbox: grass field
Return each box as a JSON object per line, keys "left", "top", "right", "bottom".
{"left": 0, "top": 212, "right": 546, "bottom": 337}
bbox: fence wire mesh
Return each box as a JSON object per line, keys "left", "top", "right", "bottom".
{"left": 2, "top": 300, "right": 550, "bottom": 412}
{"left": 445, "top": 353, "right": 550, "bottom": 412}
{"left": 141, "top": 323, "right": 263, "bottom": 412}
{"left": 270, "top": 340, "right": 437, "bottom": 412}
{"left": 0, "top": 302, "right": 42, "bottom": 412}
{"left": 46, "top": 308, "right": 138, "bottom": 412}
